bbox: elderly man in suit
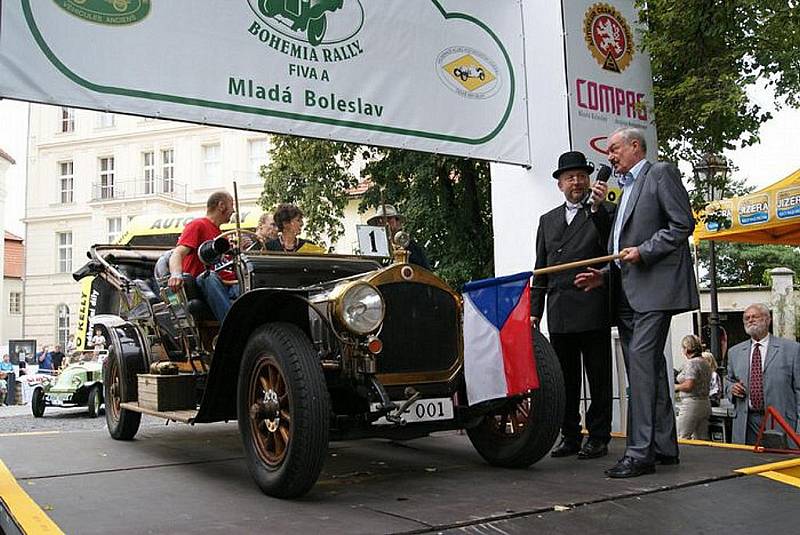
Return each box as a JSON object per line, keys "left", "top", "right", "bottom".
{"left": 576, "top": 127, "right": 699, "bottom": 478}
{"left": 727, "top": 303, "right": 800, "bottom": 444}
{"left": 533, "top": 151, "right": 614, "bottom": 460}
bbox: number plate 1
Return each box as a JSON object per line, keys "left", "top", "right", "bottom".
{"left": 370, "top": 397, "right": 454, "bottom": 425}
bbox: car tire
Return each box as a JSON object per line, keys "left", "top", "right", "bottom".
{"left": 87, "top": 385, "right": 102, "bottom": 418}
{"left": 104, "top": 346, "right": 141, "bottom": 440}
{"left": 31, "top": 387, "right": 46, "bottom": 418}
{"left": 466, "top": 328, "right": 565, "bottom": 468}
{"left": 237, "top": 323, "right": 330, "bottom": 499}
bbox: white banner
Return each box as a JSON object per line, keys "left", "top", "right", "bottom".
{"left": 563, "top": 1, "right": 657, "bottom": 202}
{"left": 0, "top": 0, "right": 530, "bottom": 165}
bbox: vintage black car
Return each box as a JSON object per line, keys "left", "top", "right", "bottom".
{"left": 73, "top": 233, "right": 564, "bottom": 498}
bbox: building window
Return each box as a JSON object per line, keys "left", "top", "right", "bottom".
{"left": 107, "top": 217, "right": 122, "bottom": 243}
{"left": 59, "top": 161, "right": 74, "bottom": 204}
{"left": 248, "top": 138, "right": 269, "bottom": 183}
{"left": 57, "top": 304, "right": 70, "bottom": 348}
{"left": 9, "top": 292, "right": 22, "bottom": 315}
{"left": 96, "top": 112, "right": 115, "bottom": 128}
{"left": 143, "top": 151, "right": 155, "bottom": 194}
{"left": 202, "top": 143, "right": 221, "bottom": 184}
{"left": 99, "top": 157, "right": 115, "bottom": 199}
{"left": 60, "top": 107, "right": 74, "bottom": 133}
{"left": 57, "top": 231, "right": 73, "bottom": 273}
{"left": 161, "top": 148, "right": 174, "bottom": 193}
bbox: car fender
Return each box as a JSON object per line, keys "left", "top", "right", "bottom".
{"left": 195, "top": 288, "right": 313, "bottom": 423}
{"left": 91, "top": 315, "right": 149, "bottom": 402}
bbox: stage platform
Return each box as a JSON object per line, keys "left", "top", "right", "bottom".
{"left": 1, "top": 423, "right": 798, "bottom": 534}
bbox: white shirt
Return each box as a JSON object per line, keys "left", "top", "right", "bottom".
{"left": 612, "top": 158, "right": 648, "bottom": 259}
{"left": 564, "top": 201, "right": 582, "bottom": 225}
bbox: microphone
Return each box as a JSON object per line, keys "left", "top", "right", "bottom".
{"left": 597, "top": 164, "right": 612, "bottom": 183}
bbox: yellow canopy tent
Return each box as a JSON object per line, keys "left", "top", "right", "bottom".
{"left": 694, "top": 168, "right": 800, "bottom": 245}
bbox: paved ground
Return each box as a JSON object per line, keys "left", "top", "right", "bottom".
{"left": 1, "top": 421, "right": 796, "bottom": 535}
{"left": 0, "top": 402, "right": 163, "bottom": 434}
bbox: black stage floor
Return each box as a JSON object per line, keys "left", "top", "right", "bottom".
{"left": 0, "top": 423, "right": 797, "bottom": 534}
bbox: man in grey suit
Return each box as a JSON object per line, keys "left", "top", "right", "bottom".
{"left": 532, "top": 151, "right": 614, "bottom": 460}
{"left": 576, "top": 127, "right": 699, "bottom": 478}
{"left": 727, "top": 303, "right": 800, "bottom": 444}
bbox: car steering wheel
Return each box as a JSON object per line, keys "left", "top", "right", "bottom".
{"left": 217, "top": 229, "right": 263, "bottom": 251}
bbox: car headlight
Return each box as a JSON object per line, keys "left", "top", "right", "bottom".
{"left": 331, "top": 281, "right": 385, "bottom": 335}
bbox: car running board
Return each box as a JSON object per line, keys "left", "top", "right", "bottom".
{"left": 120, "top": 402, "right": 199, "bottom": 424}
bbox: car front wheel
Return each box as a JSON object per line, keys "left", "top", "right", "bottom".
{"left": 87, "top": 385, "right": 102, "bottom": 418}
{"left": 31, "top": 388, "right": 46, "bottom": 417}
{"left": 466, "top": 328, "right": 565, "bottom": 468}
{"left": 237, "top": 323, "right": 330, "bottom": 499}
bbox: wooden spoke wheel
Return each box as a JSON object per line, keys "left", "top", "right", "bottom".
{"left": 238, "top": 323, "right": 329, "bottom": 498}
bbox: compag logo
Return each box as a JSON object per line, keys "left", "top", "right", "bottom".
{"left": 53, "top": 0, "right": 151, "bottom": 26}
{"left": 247, "top": 0, "right": 364, "bottom": 46}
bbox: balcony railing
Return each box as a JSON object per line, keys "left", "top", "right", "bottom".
{"left": 90, "top": 177, "right": 188, "bottom": 203}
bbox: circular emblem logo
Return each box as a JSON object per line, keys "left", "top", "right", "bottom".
{"left": 246, "top": 0, "right": 364, "bottom": 46}
{"left": 52, "top": 0, "right": 151, "bottom": 25}
{"left": 583, "top": 3, "right": 634, "bottom": 73}
{"left": 436, "top": 47, "right": 501, "bottom": 100}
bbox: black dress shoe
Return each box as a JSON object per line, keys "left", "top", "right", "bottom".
{"left": 551, "top": 439, "right": 582, "bottom": 458}
{"left": 578, "top": 440, "right": 609, "bottom": 459}
{"left": 655, "top": 454, "right": 680, "bottom": 465}
{"left": 604, "top": 456, "right": 655, "bottom": 478}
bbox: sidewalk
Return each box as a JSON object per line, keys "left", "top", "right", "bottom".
{"left": 0, "top": 403, "right": 31, "bottom": 418}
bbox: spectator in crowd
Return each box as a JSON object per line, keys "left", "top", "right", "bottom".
{"left": 50, "top": 344, "right": 66, "bottom": 370}
{"left": 703, "top": 351, "right": 721, "bottom": 407}
{"left": 575, "top": 127, "right": 698, "bottom": 477}
{"left": 168, "top": 191, "right": 239, "bottom": 321}
{"left": 0, "top": 354, "right": 14, "bottom": 405}
{"left": 367, "top": 204, "right": 430, "bottom": 269}
{"left": 66, "top": 335, "right": 77, "bottom": 357}
{"left": 91, "top": 327, "right": 107, "bottom": 359}
{"left": 674, "top": 335, "right": 712, "bottom": 439}
{"left": 727, "top": 303, "right": 800, "bottom": 444}
{"left": 38, "top": 345, "right": 54, "bottom": 371}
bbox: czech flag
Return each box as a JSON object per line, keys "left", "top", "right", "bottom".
{"left": 462, "top": 272, "right": 538, "bottom": 406}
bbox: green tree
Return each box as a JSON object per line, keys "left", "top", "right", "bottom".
{"left": 361, "top": 148, "right": 494, "bottom": 288}
{"left": 636, "top": 0, "right": 800, "bottom": 161}
{"left": 259, "top": 136, "right": 360, "bottom": 245}
{"left": 259, "top": 137, "right": 494, "bottom": 289}
{"left": 697, "top": 241, "right": 800, "bottom": 286}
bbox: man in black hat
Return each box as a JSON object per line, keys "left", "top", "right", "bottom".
{"left": 532, "top": 150, "right": 615, "bottom": 460}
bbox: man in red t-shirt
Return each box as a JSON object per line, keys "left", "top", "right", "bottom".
{"left": 168, "top": 191, "right": 237, "bottom": 321}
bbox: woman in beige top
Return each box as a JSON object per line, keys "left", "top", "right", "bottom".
{"left": 674, "top": 334, "right": 712, "bottom": 440}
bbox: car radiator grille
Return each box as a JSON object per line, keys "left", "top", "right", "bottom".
{"left": 375, "top": 282, "right": 460, "bottom": 375}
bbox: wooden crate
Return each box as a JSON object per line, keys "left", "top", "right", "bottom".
{"left": 137, "top": 374, "right": 196, "bottom": 412}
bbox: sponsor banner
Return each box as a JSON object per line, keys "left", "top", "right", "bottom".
{"left": 776, "top": 187, "right": 800, "bottom": 220}
{"left": 0, "top": 1, "right": 529, "bottom": 165}
{"left": 737, "top": 193, "right": 770, "bottom": 226}
{"left": 562, "top": 1, "right": 657, "bottom": 201}
{"left": 704, "top": 199, "right": 734, "bottom": 232}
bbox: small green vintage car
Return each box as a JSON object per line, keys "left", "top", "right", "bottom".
{"left": 31, "top": 354, "right": 105, "bottom": 418}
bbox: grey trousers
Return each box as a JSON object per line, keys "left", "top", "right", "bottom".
{"left": 616, "top": 290, "right": 678, "bottom": 463}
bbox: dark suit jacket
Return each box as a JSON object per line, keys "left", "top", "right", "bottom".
{"left": 532, "top": 201, "right": 614, "bottom": 333}
{"left": 608, "top": 161, "right": 699, "bottom": 313}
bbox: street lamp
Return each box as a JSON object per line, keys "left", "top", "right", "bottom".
{"left": 693, "top": 153, "right": 730, "bottom": 365}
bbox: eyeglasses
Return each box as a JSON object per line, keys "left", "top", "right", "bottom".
{"left": 559, "top": 173, "right": 589, "bottom": 183}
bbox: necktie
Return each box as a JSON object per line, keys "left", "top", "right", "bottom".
{"left": 749, "top": 343, "right": 764, "bottom": 411}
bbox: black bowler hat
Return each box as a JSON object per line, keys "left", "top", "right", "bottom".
{"left": 552, "top": 151, "right": 594, "bottom": 179}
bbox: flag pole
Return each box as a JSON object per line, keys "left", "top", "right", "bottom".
{"left": 533, "top": 253, "right": 624, "bottom": 276}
